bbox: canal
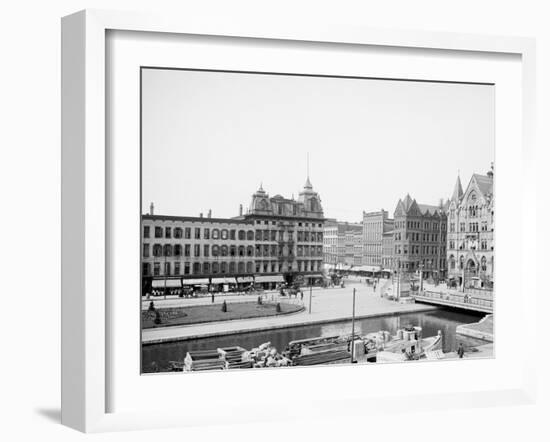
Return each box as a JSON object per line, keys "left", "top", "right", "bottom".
{"left": 142, "top": 308, "right": 487, "bottom": 373}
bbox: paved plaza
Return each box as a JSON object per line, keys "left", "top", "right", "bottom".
{"left": 142, "top": 280, "right": 438, "bottom": 344}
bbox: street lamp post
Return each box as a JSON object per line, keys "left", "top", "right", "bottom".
{"left": 350, "top": 287, "right": 356, "bottom": 363}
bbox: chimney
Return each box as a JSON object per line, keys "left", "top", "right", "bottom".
{"left": 149, "top": 202, "right": 154, "bottom": 215}
{"left": 239, "top": 204, "right": 243, "bottom": 216}
{"left": 208, "top": 209, "right": 212, "bottom": 218}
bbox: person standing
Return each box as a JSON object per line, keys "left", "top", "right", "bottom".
{"left": 211, "top": 291, "right": 215, "bottom": 304}
{"left": 457, "top": 343, "right": 465, "bottom": 358}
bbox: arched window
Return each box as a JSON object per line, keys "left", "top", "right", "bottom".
{"left": 153, "top": 244, "right": 162, "bottom": 257}
{"left": 174, "top": 244, "right": 182, "bottom": 256}
{"left": 221, "top": 262, "right": 227, "bottom": 273}
{"left": 246, "top": 262, "right": 253, "bottom": 273}
{"left": 221, "top": 245, "right": 228, "bottom": 256}
{"left": 238, "top": 230, "right": 246, "bottom": 240}
{"left": 212, "top": 262, "right": 219, "bottom": 274}
{"left": 449, "top": 254, "right": 455, "bottom": 270}
{"left": 481, "top": 256, "right": 487, "bottom": 272}
{"left": 212, "top": 229, "right": 220, "bottom": 239}
{"left": 238, "top": 246, "right": 245, "bottom": 257}
{"left": 459, "top": 255, "right": 465, "bottom": 270}
{"left": 193, "top": 262, "right": 201, "bottom": 274}
{"left": 212, "top": 245, "right": 219, "bottom": 257}
{"left": 247, "top": 230, "right": 254, "bottom": 241}
{"left": 230, "top": 246, "right": 236, "bottom": 257}
{"left": 221, "top": 229, "right": 228, "bottom": 240}
{"left": 203, "top": 262, "right": 210, "bottom": 274}
{"left": 174, "top": 228, "right": 183, "bottom": 238}
{"left": 163, "top": 244, "right": 172, "bottom": 256}
{"left": 229, "top": 262, "right": 236, "bottom": 274}
{"left": 238, "top": 262, "right": 245, "bottom": 273}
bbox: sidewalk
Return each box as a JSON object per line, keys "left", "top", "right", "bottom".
{"left": 142, "top": 283, "right": 438, "bottom": 344}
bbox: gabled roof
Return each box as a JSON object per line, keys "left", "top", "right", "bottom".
{"left": 472, "top": 173, "right": 493, "bottom": 198}
{"left": 451, "top": 175, "right": 464, "bottom": 203}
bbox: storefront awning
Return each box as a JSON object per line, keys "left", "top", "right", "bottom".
{"left": 181, "top": 278, "right": 209, "bottom": 286}
{"left": 305, "top": 274, "right": 323, "bottom": 279}
{"left": 236, "top": 276, "right": 254, "bottom": 283}
{"left": 211, "top": 277, "right": 237, "bottom": 284}
{"left": 382, "top": 268, "right": 392, "bottom": 273}
{"left": 152, "top": 279, "right": 181, "bottom": 288}
{"left": 255, "top": 274, "right": 285, "bottom": 283}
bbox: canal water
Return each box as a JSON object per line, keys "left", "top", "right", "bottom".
{"left": 142, "top": 308, "right": 487, "bottom": 373}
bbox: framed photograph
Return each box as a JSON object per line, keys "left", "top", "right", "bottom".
{"left": 61, "top": 9, "right": 536, "bottom": 432}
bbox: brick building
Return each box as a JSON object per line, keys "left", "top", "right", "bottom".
{"left": 392, "top": 194, "right": 447, "bottom": 280}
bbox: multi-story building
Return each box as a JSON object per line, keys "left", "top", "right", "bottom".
{"left": 362, "top": 209, "right": 394, "bottom": 266}
{"left": 141, "top": 177, "right": 326, "bottom": 293}
{"left": 322, "top": 218, "right": 339, "bottom": 265}
{"left": 243, "top": 178, "right": 325, "bottom": 286}
{"left": 392, "top": 194, "right": 447, "bottom": 280}
{"left": 141, "top": 212, "right": 256, "bottom": 292}
{"left": 381, "top": 230, "right": 395, "bottom": 270}
{"left": 323, "top": 220, "right": 363, "bottom": 267}
{"left": 446, "top": 166, "right": 494, "bottom": 289}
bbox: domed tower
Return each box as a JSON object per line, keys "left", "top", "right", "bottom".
{"left": 298, "top": 176, "right": 323, "bottom": 218}
{"left": 249, "top": 183, "right": 273, "bottom": 215}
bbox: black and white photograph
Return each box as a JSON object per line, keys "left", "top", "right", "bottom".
{"left": 140, "top": 67, "right": 495, "bottom": 373}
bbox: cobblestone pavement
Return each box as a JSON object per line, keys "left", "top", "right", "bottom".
{"left": 142, "top": 281, "right": 438, "bottom": 344}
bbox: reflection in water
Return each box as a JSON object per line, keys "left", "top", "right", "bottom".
{"left": 142, "top": 309, "right": 487, "bottom": 373}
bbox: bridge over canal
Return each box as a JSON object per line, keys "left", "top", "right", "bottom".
{"left": 412, "top": 289, "right": 493, "bottom": 314}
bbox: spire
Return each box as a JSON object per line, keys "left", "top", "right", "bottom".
{"left": 451, "top": 174, "right": 464, "bottom": 202}
{"left": 303, "top": 152, "right": 313, "bottom": 190}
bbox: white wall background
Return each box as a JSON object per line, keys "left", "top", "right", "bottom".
{"left": 0, "top": 0, "right": 547, "bottom": 440}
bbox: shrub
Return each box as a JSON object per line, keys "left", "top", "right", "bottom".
{"left": 221, "top": 300, "right": 227, "bottom": 312}
{"left": 148, "top": 301, "right": 155, "bottom": 311}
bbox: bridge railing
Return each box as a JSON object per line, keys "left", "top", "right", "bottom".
{"left": 419, "top": 290, "right": 493, "bottom": 311}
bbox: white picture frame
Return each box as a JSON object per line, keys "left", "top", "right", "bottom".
{"left": 61, "top": 9, "right": 537, "bottom": 433}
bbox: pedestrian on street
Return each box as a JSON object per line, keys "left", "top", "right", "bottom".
{"left": 457, "top": 343, "right": 465, "bottom": 358}
{"left": 211, "top": 291, "right": 215, "bottom": 304}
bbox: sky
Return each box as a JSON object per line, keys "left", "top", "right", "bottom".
{"left": 141, "top": 68, "right": 494, "bottom": 222}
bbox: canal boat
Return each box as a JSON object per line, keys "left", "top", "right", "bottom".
{"left": 365, "top": 327, "right": 443, "bottom": 363}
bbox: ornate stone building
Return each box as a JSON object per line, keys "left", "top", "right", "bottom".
{"left": 243, "top": 177, "right": 325, "bottom": 286}
{"left": 446, "top": 167, "right": 494, "bottom": 289}
{"left": 392, "top": 194, "right": 447, "bottom": 280}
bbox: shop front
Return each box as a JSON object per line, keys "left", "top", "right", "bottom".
{"left": 254, "top": 274, "right": 285, "bottom": 290}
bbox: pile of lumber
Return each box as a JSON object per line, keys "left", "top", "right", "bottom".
{"left": 184, "top": 350, "right": 225, "bottom": 371}
{"left": 217, "top": 346, "right": 253, "bottom": 369}
{"left": 293, "top": 350, "right": 351, "bottom": 366}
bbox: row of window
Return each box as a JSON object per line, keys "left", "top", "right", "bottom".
{"left": 144, "top": 225, "right": 256, "bottom": 241}
{"left": 448, "top": 254, "right": 490, "bottom": 272}
{"left": 255, "top": 220, "right": 323, "bottom": 228}
{"left": 449, "top": 206, "right": 493, "bottom": 219}
{"left": 448, "top": 240, "right": 492, "bottom": 251}
{"left": 143, "top": 243, "right": 325, "bottom": 259}
{"left": 395, "top": 245, "right": 445, "bottom": 255}
{"left": 449, "top": 222, "right": 490, "bottom": 233}
{"left": 395, "top": 221, "right": 445, "bottom": 231}
{"left": 394, "top": 232, "right": 445, "bottom": 242}
{"left": 143, "top": 258, "right": 323, "bottom": 277}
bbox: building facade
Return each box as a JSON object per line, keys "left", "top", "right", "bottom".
{"left": 243, "top": 178, "right": 325, "bottom": 286}
{"left": 381, "top": 230, "right": 395, "bottom": 270}
{"left": 392, "top": 194, "right": 447, "bottom": 280}
{"left": 362, "top": 209, "right": 394, "bottom": 266}
{"left": 323, "top": 221, "right": 363, "bottom": 267}
{"left": 446, "top": 167, "right": 494, "bottom": 289}
{"left": 141, "top": 177, "right": 326, "bottom": 292}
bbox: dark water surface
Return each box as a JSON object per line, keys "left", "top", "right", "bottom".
{"left": 142, "top": 309, "right": 487, "bottom": 373}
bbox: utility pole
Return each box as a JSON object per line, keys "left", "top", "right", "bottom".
{"left": 350, "top": 287, "right": 356, "bottom": 363}
{"left": 308, "top": 284, "right": 312, "bottom": 314}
